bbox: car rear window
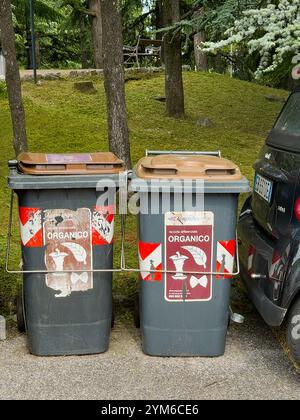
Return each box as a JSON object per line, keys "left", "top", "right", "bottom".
{"left": 274, "top": 92, "right": 300, "bottom": 136}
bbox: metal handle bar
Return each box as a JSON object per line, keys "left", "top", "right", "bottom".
{"left": 146, "top": 150, "right": 222, "bottom": 158}
{"left": 6, "top": 168, "right": 239, "bottom": 278}
{"left": 121, "top": 236, "right": 240, "bottom": 277}
{"left": 120, "top": 212, "right": 240, "bottom": 277}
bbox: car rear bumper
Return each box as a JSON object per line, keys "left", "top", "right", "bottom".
{"left": 238, "top": 211, "right": 287, "bottom": 327}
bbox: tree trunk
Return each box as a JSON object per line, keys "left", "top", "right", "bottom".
{"left": 35, "top": 33, "right": 41, "bottom": 68}
{"left": 0, "top": 0, "right": 28, "bottom": 156}
{"left": 194, "top": 31, "right": 208, "bottom": 72}
{"left": 80, "top": 15, "right": 89, "bottom": 69}
{"left": 155, "top": 0, "right": 164, "bottom": 39}
{"left": 155, "top": 0, "right": 164, "bottom": 65}
{"left": 214, "top": 51, "right": 224, "bottom": 74}
{"left": 163, "top": 0, "right": 184, "bottom": 119}
{"left": 101, "top": 0, "right": 131, "bottom": 169}
{"left": 193, "top": 8, "right": 208, "bottom": 72}
{"left": 90, "top": 0, "right": 103, "bottom": 69}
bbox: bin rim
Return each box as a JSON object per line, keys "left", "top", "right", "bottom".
{"left": 129, "top": 172, "right": 251, "bottom": 194}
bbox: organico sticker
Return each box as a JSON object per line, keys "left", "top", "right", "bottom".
{"left": 43, "top": 208, "right": 93, "bottom": 298}
{"left": 165, "top": 212, "right": 214, "bottom": 302}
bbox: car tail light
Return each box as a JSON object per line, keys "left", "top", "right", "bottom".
{"left": 294, "top": 198, "right": 300, "bottom": 221}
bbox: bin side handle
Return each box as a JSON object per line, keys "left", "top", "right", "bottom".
{"left": 121, "top": 235, "right": 240, "bottom": 277}
{"left": 5, "top": 191, "right": 123, "bottom": 274}
{"left": 7, "top": 184, "right": 240, "bottom": 277}
{"left": 146, "top": 150, "right": 222, "bottom": 158}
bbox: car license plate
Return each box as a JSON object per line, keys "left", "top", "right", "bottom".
{"left": 254, "top": 174, "right": 273, "bottom": 203}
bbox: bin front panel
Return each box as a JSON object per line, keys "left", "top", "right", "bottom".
{"left": 18, "top": 188, "right": 114, "bottom": 356}
{"left": 138, "top": 192, "right": 238, "bottom": 357}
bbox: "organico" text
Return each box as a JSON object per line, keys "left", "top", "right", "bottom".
{"left": 168, "top": 235, "right": 210, "bottom": 243}
{"left": 46, "top": 231, "right": 89, "bottom": 240}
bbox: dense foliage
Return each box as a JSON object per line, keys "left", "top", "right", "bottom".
{"left": 1, "top": 0, "right": 299, "bottom": 86}
{"left": 203, "top": 0, "right": 300, "bottom": 84}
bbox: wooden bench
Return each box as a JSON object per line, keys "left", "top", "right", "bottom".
{"left": 124, "top": 37, "right": 163, "bottom": 68}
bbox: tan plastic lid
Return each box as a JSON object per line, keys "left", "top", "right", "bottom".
{"left": 17, "top": 152, "right": 124, "bottom": 175}
{"left": 135, "top": 154, "right": 243, "bottom": 181}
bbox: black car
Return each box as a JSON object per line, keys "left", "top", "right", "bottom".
{"left": 238, "top": 86, "right": 300, "bottom": 365}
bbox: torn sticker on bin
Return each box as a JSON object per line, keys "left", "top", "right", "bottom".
{"left": 216, "top": 240, "right": 236, "bottom": 279}
{"left": 19, "top": 207, "right": 43, "bottom": 247}
{"left": 139, "top": 241, "right": 162, "bottom": 282}
{"left": 92, "top": 205, "right": 115, "bottom": 245}
{"left": 43, "top": 208, "right": 93, "bottom": 298}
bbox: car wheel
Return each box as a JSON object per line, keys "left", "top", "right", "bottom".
{"left": 287, "top": 296, "right": 300, "bottom": 366}
{"left": 16, "top": 294, "right": 26, "bottom": 333}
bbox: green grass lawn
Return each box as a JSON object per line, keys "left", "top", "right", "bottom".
{"left": 0, "top": 71, "right": 288, "bottom": 316}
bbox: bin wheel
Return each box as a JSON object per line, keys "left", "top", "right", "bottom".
{"left": 134, "top": 295, "right": 140, "bottom": 329}
{"left": 286, "top": 296, "right": 300, "bottom": 367}
{"left": 16, "top": 294, "right": 26, "bottom": 333}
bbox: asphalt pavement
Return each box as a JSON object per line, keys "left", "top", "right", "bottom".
{"left": 0, "top": 304, "right": 299, "bottom": 400}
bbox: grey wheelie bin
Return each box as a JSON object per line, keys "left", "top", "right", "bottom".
{"left": 8, "top": 152, "right": 124, "bottom": 356}
{"left": 130, "top": 151, "right": 250, "bottom": 357}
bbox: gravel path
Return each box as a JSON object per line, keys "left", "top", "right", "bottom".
{"left": 0, "top": 309, "right": 299, "bottom": 400}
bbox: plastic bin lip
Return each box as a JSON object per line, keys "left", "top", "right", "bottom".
{"left": 17, "top": 152, "right": 124, "bottom": 175}
{"left": 8, "top": 172, "right": 123, "bottom": 190}
{"left": 129, "top": 174, "right": 251, "bottom": 194}
{"left": 135, "top": 154, "right": 244, "bottom": 181}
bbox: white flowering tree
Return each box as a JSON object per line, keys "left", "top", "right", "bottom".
{"left": 203, "top": 0, "right": 300, "bottom": 79}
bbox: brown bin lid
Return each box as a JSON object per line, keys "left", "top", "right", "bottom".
{"left": 135, "top": 154, "right": 243, "bottom": 181}
{"left": 17, "top": 152, "right": 124, "bottom": 175}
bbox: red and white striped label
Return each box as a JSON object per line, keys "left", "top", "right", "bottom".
{"left": 19, "top": 207, "right": 43, "bottom": 247}
{"left": 216, "top": 240, "right": 236, "bottom": 279}
{"left": 139, "top": 241, "right": 162, "bottom": 281}
{"left": 92, "top": 205, "right": 115, "bottom": 246}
